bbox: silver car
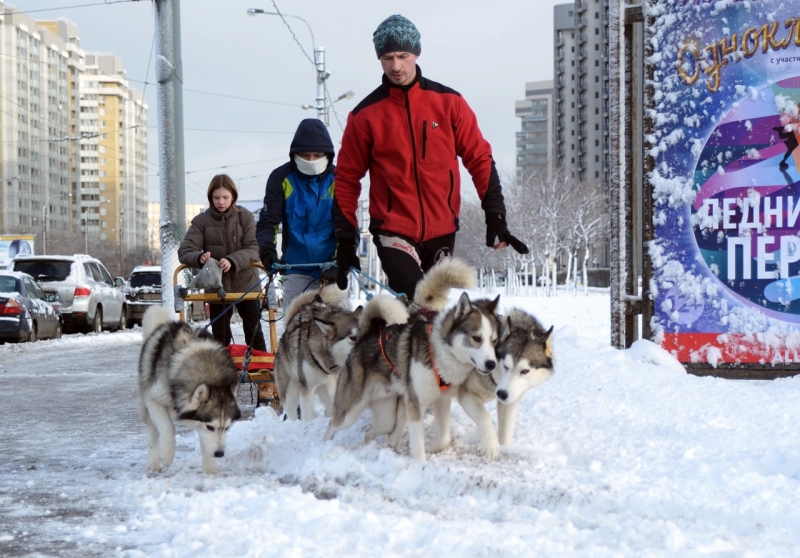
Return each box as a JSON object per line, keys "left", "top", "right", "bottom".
{"left": 124, "top": 265, "right": 207, "bottom": 327}
{"left": 9, "top": 254, "right": 126, "bottom": 333}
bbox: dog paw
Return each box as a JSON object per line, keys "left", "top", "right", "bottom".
{"left": 480, "top": 437, "right": 501, "bottom": 460}
{"left": 202, "top": 462, "right": 219, "bottom": 474}
{"left": 427, "top": 437, "right": 451, "bottom": 454}
{"left": 146, "top": 460, "right": 162, "bottom": 473}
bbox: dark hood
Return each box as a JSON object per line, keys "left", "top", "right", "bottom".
{"left": 289, "top": 118, "right": 335, "bottom": 157}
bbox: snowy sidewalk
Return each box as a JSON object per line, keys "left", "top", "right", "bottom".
{"left": 2, "top": 293, "right": 800, "bottom": 557}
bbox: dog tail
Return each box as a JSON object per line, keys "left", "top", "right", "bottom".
{"left": 142, "top": 305, "right": 174, "bottom": 337}
{"left": 358, "top": 295, "right": 409, "bottom": 336}
{"left": 316, "top": 284, "right": 350, "bottom": 309}
{"left": 284, "top": 284, "right": 350, "bottom": 322}
{"left": 413, "top": 257, "right": 477, "bottom": 311}
{"left": 283, "top": 291, "right": 318, "bottom": 322}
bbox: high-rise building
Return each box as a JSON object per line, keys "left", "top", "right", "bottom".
{"left": 553, "top": 1, "right": 609, "bottom": 184}
{"left": 0, "top": 7, "right": 78, "bottom": 248}
{"left": 80, "top": 53, "right": 148, "bottom": 258}
{"left": 0, "top": 6, "right": 148, "bottom": 260}
{"left": 515, "top": 80, "right": 554, "bottom": 181}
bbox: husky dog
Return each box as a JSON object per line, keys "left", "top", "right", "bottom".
{"left": 325, "top": 258, "right": 502, "bottom": 462}
{"left": 138, "top": 306, "right": 241, "bottom": 474}
{"left": 273, "top": 285, "right": 362, "bottom": 421}
{"left": 454, "top": 309, "right": 554, "bottom": 459}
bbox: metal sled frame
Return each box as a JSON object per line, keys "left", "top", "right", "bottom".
{"left": 173, "top": 262, "right": 280, "bottom": 407}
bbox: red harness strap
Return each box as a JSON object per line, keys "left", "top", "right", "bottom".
{"left": 427, "top": 323, "right": 449, "bottom": 391}
{"left": 379, "top": 327, "right": 402, "bottom": 377}
{"left": 378, "top": 318, "right": 449, "bottom": 391}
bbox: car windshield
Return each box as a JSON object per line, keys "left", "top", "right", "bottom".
{"left": 129, "top": 272, "right": 161, "bottom": 289}
{"left": 13, "top": 261, "right": 72, "bottom": 282}
{"left": 0, "top": 276, "right": 19, "bottom": 294}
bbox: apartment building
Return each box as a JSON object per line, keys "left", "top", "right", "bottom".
{"left": 0, "top": 5, "right": 148, "bottom": 259}
{"left": 0, "top": 6, "right": 76, "bottom": 249}
{"left": 515, "top": 80, "right": 554, "bottom": 182}
{"left": 553, "top": 0, "right": 609, "bottom": 184}
{"left": 80, "top": 53, "right": 148, "bottom": 257}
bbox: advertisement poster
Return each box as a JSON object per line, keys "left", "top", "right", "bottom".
{"left": 0, "top": 235, "right": 35, "bottom": 269}
{"left": 648, "top": 0, "right": 800, "bottom": 365}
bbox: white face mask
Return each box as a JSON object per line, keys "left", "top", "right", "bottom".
{"left": 294, "top": 155, "right": 328, "bottom": 176}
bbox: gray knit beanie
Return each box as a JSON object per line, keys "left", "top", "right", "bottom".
{"left": 373, "top": 14, "right": 421, "bottom": 58}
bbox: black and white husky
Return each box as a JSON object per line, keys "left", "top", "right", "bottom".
{"left": 138, "top": 306, "right": 241, "bottom": 474}
{"left": 272, "top": 285, "right": 362, "bottom": 421}
{"left": 324, "top": 258, "right": 502, "bottom": 462}
{"left": 454, "top": 309, "right": 554, "bottom": 458}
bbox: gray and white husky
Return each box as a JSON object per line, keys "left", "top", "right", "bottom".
{"left": 273, "top": 285, "right": 362, "bottom": 421}
{"left": 454, "top": 308, "right": 554, "bottom": 459}
{"left": 138, "top": 306, "right": 241, "bottom": 474}
{"left": 324, "top": 258, "right": 502, "bottom": 462}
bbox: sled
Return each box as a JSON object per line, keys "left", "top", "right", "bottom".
{"left": 173, "top": 262, "right": 281, "bottom": 408}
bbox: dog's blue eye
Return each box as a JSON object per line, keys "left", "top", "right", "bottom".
{"left": 206, "top": 425, "right": 215, "bottom": 432}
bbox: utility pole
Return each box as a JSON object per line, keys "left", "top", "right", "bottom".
{"left": 315, "top": 46, "right": 328, "bottom": 124}
{"left": 154, "top": 0, "right": 187, "bottom": 311}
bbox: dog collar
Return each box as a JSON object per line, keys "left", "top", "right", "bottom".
{"left": 427, "top": 323, "right": 449, "bottom": 391}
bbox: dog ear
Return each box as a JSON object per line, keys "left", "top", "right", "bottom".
{"left": 314, "top": 294, "right": 324, "bottom": 304}
{"left": 499, "top": 315, "right": 512, "bottom": 343}
{"left": 542, "top": 326, "right": 554, "bottom": 358}
{"left": 486, "top": 294, "right": 501, "bottom": 315}
{"left": 189, "top": 383, "right": 210, "bottom": 409}
{"left": 314, "top": 318, "right": 336, "bottom": 338}
{"left": 353, "top": 305, "right": 364, "bottom": 317}
{"left": 454, "top": 292, "right": 473, "bottom": 320}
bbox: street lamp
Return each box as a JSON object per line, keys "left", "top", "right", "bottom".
{"left": 247, "top": 8, "right": 335, "bottom": 123}
{"left": 43, "top": 192, "right": 71, "bottom": 255}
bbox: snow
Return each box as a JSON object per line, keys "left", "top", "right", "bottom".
{"left": 2, "top": 291, "right": 800, "bottom": 556}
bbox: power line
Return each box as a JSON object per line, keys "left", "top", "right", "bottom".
{"left": 1, "top": 0, "right": 136, "bottom": 17}
{"left": 269, "top": 0, "right": 315, "bottom": 66}
{"left": 143, "top": 126, "right": 293, "bottom": 135}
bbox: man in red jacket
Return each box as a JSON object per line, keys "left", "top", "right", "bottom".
{"left": 334, "top": 14, "right": 528, "bottom": 298}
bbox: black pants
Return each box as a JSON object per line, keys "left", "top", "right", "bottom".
{"left": 373, "top": 232, "right": 456, "bottom": 299}
{"left": 208, "top": 299, "right": 267, "bottom": 351}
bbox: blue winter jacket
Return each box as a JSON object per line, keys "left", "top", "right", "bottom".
{"left": 256, "top": 119, "right": 336, "bottom": 278}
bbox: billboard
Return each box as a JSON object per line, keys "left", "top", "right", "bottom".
{"left": 648, "top": 0, "right": 800, "bottom": 365}
{"left": 0, "top": 235, "right": 35, "bottom": 269}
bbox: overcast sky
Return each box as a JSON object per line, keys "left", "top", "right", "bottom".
{"left": 21, "top": 0, "right": 565, "bottom": 205}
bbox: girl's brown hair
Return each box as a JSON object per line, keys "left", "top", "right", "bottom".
{"left": 207, "top": 174, "right": 239, "bottom": 211}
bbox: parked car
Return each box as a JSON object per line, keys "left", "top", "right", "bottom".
{"left": 8, "top": 254, "right": 126, "bottom": 334}
{"left": 125, "top": 265, "right": 206, "bottom": 327}
{"left": 0, "top": 271, "right": 62, "bottom": 342}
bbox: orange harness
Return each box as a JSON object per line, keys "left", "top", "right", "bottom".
{"left": 378, "top": 323, "right": 449, "bottom": 391}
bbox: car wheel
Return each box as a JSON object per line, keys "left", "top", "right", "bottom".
{"left": 92, "top": 308, "right": 103, "bottom": 333}
{"left": 118, "top": 305, "right": 128, "bottom": 331}
{"left": 52, "top": 320, "right": 63, "bottom": 340}
{"left": 27, "top": 323, "right": 37, "bottom": 343}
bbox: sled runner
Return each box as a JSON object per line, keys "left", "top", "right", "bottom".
{"left": 173, "top": 262, "right": 280, "bottom": 409}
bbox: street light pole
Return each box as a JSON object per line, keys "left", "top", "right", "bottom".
{"left": 247, "top": 8, "right": 330, "bottom": 124}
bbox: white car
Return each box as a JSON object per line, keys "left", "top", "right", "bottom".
{"left": 9, "top": 254, "right": 126, "bottom": 333}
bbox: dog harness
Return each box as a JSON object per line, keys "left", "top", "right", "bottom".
{"left": 378, "top": 319, "right": 449, "bottom": 391}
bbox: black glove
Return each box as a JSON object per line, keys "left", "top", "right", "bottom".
{"left": 485, "top": 213, "right": 529, "bottom": 254}
{"left": 260, "top": 249, "right": 278, "bottom": 272}
{"left": 336, "top": 240, "right": 361, "bottom": 289}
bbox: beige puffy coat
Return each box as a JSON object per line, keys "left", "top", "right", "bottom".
{"left": 178, "top": 206, "right": 260, "bottom": 294}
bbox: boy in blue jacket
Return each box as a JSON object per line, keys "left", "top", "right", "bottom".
{"left": 257, "top": 119, "right": 339, "bottom": 309}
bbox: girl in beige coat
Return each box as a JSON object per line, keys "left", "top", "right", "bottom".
{"left": 178, "top": 174, "right": 266, "bottom": 351}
